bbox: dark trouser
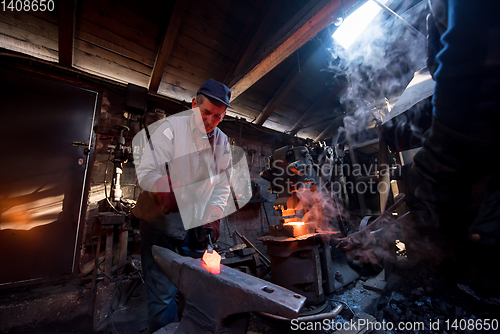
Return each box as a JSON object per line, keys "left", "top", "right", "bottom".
{"left": 140, "top": 221, "right": 205, "bottom": 334}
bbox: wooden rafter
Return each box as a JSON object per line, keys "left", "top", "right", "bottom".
{"left": 224, "top": 0, "right": 281, "bottom": 85}
{"left": 315, "top": 116, "right": 343, "bottom": 141}
{"left": 58, "top": 0, "right": 77, "bottom": 66}
{"left": 289, "top": 88, "right": 336, "bottom": 135}
{"left": 148, "top": 0, "right": 187, "bottom": 93}
{"left": 228, "top": 0, "right": 319, "bottom": 89}
{"left": 254, "top": 45, "right": 317, "bottom": 126}
{"left": 255, "top": 66, "right": 300, "bottom": 126}
{"left": 228, "top": 0, "right": 352, "bottom": 102}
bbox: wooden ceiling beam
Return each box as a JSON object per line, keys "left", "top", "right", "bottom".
{"left": 148, "top": 0, "right": 187, "bottom": 93}
{"left": 224, "top": 0, "right": 281, "bottom": 85}
{"left": 228, "top": 0, "right": 352, "bottom": 102}
{"left": 288, "top": 88, "right": 337, "bottom": 135}
{"left": 255, "top": 45, "right": 317, "bottom": 126}
{"left": 228, "top": 0, "right": 319, "bottom": 89}
{"left": 315, "top": 117, "right": 343, "bottom": 141}
{"left": 255, "top": 66, "right": 300, "bottom": 126}
{"left": 58, "top": 0, "right": 77, "bottom": 67}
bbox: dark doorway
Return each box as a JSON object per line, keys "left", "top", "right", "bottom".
{"left": 0, "top": 67, "right": 98, "bottom": 286}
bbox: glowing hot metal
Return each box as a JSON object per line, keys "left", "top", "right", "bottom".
{"left": 283, "top": 221, "right": 305, "bottom": 226}
{"left": 202, "top": 249, "right": 221, "bottom": 275}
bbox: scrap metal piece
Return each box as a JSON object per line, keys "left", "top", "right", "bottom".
{"left": 384, "top": 70, "right": 435, "bottom": 123}
{"left": 152, "top": 246, "right": 306, "bottom": 334}
{"left": 381, "top": 69, "right": 434, "bottom": 151}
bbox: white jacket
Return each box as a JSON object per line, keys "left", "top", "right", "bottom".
{"left": 135, "top": 109, "right": 232, "bottom": 238}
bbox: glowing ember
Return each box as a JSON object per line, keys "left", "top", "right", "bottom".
{"left": 283, "top": 221, "right": 305, "bottom": 226}
{"left": 202, "top": 249, "right": 221, "bottom": 275}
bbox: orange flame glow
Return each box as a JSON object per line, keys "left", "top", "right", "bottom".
{"left": 202, "top": 249, "right": 221, "bottom": 275}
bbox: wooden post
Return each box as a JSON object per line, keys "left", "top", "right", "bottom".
{"left": 88, "top": 218, "right": 103, "bottom": 315}
{"left": 379, "top": 135, "right": 390, "bottom": 213}
{"left": 148, "top": 0, "right": 188, "bottom": 93}
{"left": 104, "top": 229, "right": 113, "bottom": 285}
{"left": 117, "top": 229, "right": 129, "bottom": 275}
{"left": 58, "top": 0, "right": 76, "bottom": 66}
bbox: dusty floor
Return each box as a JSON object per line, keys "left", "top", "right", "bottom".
{"left": 0, "top": 278, "right": 148, "bottom": 334}
{"left": 2, "top": 256, "right": 500, "bottom": 334}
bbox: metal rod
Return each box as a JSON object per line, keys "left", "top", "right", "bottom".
{"left": 371, "top": 0, "right": 426, "bottom": 40}
{"left": 336, "top": 195, "right": 406, "bottom": 250}
{"left": 258, "top": 303, "right": 344, "bottom": 322}
{"left": 369, "top": 195, "right": 405, "bottom": 227}
{"left": 315, "top": 230, "right": 341, "bottom": 234}
{"left": 234, "top": 230, "right": 271, "bottom": 266}
{"left": 262, "top": 202, "right": 270, "bottom": 226}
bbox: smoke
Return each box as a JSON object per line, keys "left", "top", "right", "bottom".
{"left": 339, "top": 206, "right": 453, "bottom": 266}
{"left": 327, "top": 1, "right": 428, "bottom": 142}
{"left": 296, "top": 189, "right": 349, "bottom": 232}
{"left": 347, "top": 219, "right": 402, "bottom": 265}
{"left": 399, "top": 210, "right": 452, "bottom": 265}
{"left": 317, "top": 2, "right": 435, "bottom": 265}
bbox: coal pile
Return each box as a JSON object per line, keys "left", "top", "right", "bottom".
{"left": 373, "top": 271, "right": 500, "bottom": 334}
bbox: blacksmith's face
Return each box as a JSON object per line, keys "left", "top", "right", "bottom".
{"left": 192, "top": 96, "right": 226, "bottom": 134}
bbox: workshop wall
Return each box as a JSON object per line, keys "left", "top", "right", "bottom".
{"left": 216, "top": 129, "right": 279, "bottom": 251}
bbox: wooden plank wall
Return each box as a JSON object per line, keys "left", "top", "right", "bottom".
{"left": 74, "top": 0, "right": 162, "bottom": 86}
{"left": 0, "top": 0, "right": 331, "bottom": 140}
{"left": 0, "top": 10, "right": 59, "bottom": 61}
{"left": 0, "top": 0, "right": 162, "bottom": 87}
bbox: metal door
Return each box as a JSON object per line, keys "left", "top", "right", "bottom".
{"left": 0, "top": 67, "right": 98, "bottom": 286}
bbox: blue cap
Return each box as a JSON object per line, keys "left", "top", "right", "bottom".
{"left": 197, "top": 78, "right": 232, "bottom": 108}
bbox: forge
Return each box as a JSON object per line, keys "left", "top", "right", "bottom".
{"left": 260, "top": 144, "right": 359, "bottom": 308}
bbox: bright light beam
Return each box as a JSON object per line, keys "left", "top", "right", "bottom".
{"left": 332, "top": 0, "right": 388, "bottom": 50}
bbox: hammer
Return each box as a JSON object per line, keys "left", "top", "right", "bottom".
{"left": 152, "top": 246, "right": 306, "bottom": 334}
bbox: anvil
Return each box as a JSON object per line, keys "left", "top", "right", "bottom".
{"left": 152, "top": 246, "right": 306, "bottom": 334}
